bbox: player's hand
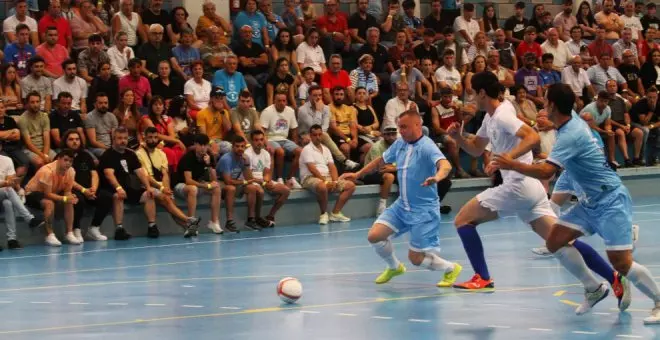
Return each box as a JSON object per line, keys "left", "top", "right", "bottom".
{"left": 339, "top": 172, "right": 357, "bottom": 181}
{"left": 422, "top": 175, "right": 442, "bottom": 187}
{"left": 492, "top": 153, "right": 515, "bottom": 171}
{"left": 446, "top": 121, "right": 463, "bottom": 139}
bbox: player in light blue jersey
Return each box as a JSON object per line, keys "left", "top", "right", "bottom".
{"left": 493, "top": 84, "right": 660, "bottom": 324}
{"left": 340, "top": 109, "right": 463, "bottom": 287}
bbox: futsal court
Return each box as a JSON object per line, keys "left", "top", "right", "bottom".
{"left": 0, "top": 197, "right": 659, "bottom": 339}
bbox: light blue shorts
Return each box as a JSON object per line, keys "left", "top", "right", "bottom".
{"left": 268, "top": 140, "right": 299, "bottom": 156}
{"left": 375, "top": 201, "right": 441, "bottom": 252}
{"left": 553, "top": 172, "right": 575, "bottom": 194}
{"left": 558, "top": 186, "right": 633, "bottom": 251}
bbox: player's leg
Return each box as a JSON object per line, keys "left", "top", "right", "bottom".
{"left": 368, "top": 210, "right": 405, "bottom": 283}
{"left": 608, "top": 249, "right": 660, "bottom": 324}
{"left": 453, "top": 196, "right": 498, "bottom": 289}
{"left": 264, "top": 182, "right": 290, "bottom": 224}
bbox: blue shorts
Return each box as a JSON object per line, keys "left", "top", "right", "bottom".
{"left": 268, "top": 140, "right": 299, "bottom": 156}
{"left": 553, "top": 172, "right": 575, "bottom": 195}
{"left": 558, "top": 186, "right": 633, "bottom": 251}
{"left": 375, "top": 201, "right": 441, "bottom": 252}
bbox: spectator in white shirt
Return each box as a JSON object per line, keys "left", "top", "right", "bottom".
{"left": 561, "top": 55, "right": 595, "bottom": 110}
{"left": 3, "top": 0, "right": 38, "bottom": 46}
{"left": 299, "top": 124, "right": 355, "bottom": 225}
{"left": 620, "top": 1, "right": 643, "bottom": 41}
{"left": 107, "top": 31, "right": 135, "bottom": 78}
{"left": 566, "top": 26, "right": 587, "bottom": 56}
{"left": 434, "top": 49, "right": 463, "bottom": 97}
{"left": 453, "top": 3, "right": 480, "bottom": 47}
{"left": 613, "top": 28, "right": 639, "bottom": 67}
{"left": 383, "top": 81, "right": 416, "bottom": 135}
{"left": 53, "top": 59, "right": 88, "bottom": 115}
{"left": 541, "top": 28, "right": 573, "bottom": 70}
{"left": 296, "top": 28, "right": 326, "bottom": 77}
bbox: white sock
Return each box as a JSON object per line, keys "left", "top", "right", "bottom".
{"left": 555, "top": 246, "right": 601, "bottom": 292}
{"left": 550, "top": 201, "right": 561, "bottom": 217}
{"left": 379, "top": 198, "right": 387, "bottom": 205}
{"left": 626, "top": 262, "right": 660, "bottom": 304}
{"left": 372, "top": 240, "right": 400, "bottom": 269}
{"left": 420, "top": 253, "right": 454, "bottom": 272}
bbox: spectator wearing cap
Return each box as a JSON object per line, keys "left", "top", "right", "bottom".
{"left": 38, "top": 0, "right": 73, "bottom": 50}
{"left": 587, "top": 53, "right": 627, "bottom": 93}
{"left": 348, "top": 54, "right": 379, "bottom": 104}
{"left": 453, "top": 3, "right": 479, "bottom": 47}
{"left": 320, "top": 54, "right": 351, "bottom": 104}
{"left": 613, "top": 28, "right": 640, "bottom": 67}
{"left": 232, "top": 24, "right": 270, "bottom": 110}
{"left": 357, "top": 27, "right": 394, "bottom": 89}
{"left": 232, "top": 0, "right": 269, "bottom": 47}
{"left": 515, "top": 52, "right": 545, "bottom": 107}
{"left": 361, "top": 125, "right": 398, "bottom": 215}
{"left": 196, "top": 87, "right": 232, "bottom": 157}
{"left": 70, "top": 0, "right": 109, "bottom": 55}
{"left": 515, "top": 26, "right": 543, "bottom": 67}
{"left": 504, "top": 2, "right": 528, "bottom": 46}
{"left": 414, "top": 29, "right": 441, "bottom": 66}
{"left": 77, "top": 34, "right": 111, "bottom": 85}
{"left": 561, "top": 55, "right": 595, "bottom": 110}
{"left": 136, "top": 24, "right": 174, "bottom": 79}
{"left": 35, "top": 26, "right": 68, "bottom": 79}
{"left": 641, "top": 3, "right": 660, "bottom": 38}
{"left": 212, "top": 55, "right": 248, "bottom": 109}
{"left": 118, "top": 58, "right": 152, "bottom": 109}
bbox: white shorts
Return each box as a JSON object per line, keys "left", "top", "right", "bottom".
{"left": 477, "top": 176, "right": 555, "bottom": 224}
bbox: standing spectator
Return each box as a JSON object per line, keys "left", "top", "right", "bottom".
{"left": 3, "top": 24, "right": 37, "bottom": 78}
{"left": 453, "top": 3, "right": 479, "bottom": 47}
{"left": 107, "top": 31, "right": 135, "bottom": 78}
{"left": 88, "top": 62, "right": 119, "bottom": 112}
{"left": 76, "top": 34, "right": 111, "bottom": 84}
{"left": 85, "top": 93, "right": 118, "bottom": 157}
{"left": 212, "top": 55, "right": 248, "bottom": 109}
{"left": 136, "top": 24, "right": 174, "bottom": 79}
{"left": 197, "top": 88, "right": 232, "bottom": 156}
{"left": 171, "top": 29, "right": 199, "bottom": 80}
{"left": 70, "top": 0, "right": 109, "bottom": 56}
{"left": 554, "top": 0, "right": 578, "bottom": 42}
{"left": 595, "top": 0, "right": 625, "bottom": 41}
{"left": 299, "top": 124, "right": 355, "bottom": 224}
{"left": 184, "top": 61, "right": 211, "bottom": 120}
{"left": 260, "top": 92, "right": 303, "bottom": 188}
{"left": 119, "top": 58, "right": 152, "bottom": 108}
{"left": 360, "top": 125, "right": 397, "bottom": 215}
{"left": 38, "top": 0, "right": 72, "bottom": 49}
{"left": 22, "top": 57, "right": 53, "bottom": 113}
{"left": 0, "top": 65, "right": 24, "bottom": 117}
{"left": 3, "top": 0, "right": 38, "bottom": 46}
{"left": 35, "top": 27, "right": 69, "bottom": 79}
{"left": 233, "top": 25, "right": 270, "bottom": 109}
{"left": 200, "top": 26, "right": 232, "bottom": 80}
{"left": 111, "top": 0, "right": 147, "bottom": 49}
{"left": 49, "top": 92, "right": 85, "bottom": 148}
{"left": 18, "top": 92, "right": 56, "bottom": 168}
{"left": 53, "top": 59, "right": 87, "bottom": 116}
{"left": 504, "top": 2, "right": 528, "bottom": 46}
{"left": 320, "top": 54, "right": 351, "bottom": 104}
{"left": 24, "top": 149, "right": 80, "bottom": 246}
{"left": 232, "top": 0, "right": 269, "bottom": 47}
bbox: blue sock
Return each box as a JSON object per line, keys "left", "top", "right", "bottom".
{"left": 457, "top": 224, "right": 490, "bottom": 280}
{"left": 572, "top": 239, "right": 615, "bottom": 285}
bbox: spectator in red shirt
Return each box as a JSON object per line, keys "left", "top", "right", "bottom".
{"left": 320, "top": 54, "right": 351, "bottom": 104}
{"left": 588, "top": 25, "right": 614, "bottom": 65}
{"left": 38, "top": 0, "right": 72, "bottom": 51}
{"left": 118, "top": 58, "right": 152, "bottom": 109}
{"left": 515, "top": 26, "right": 543, "bottom": 67}
{"left": 638, "top": 27, "right": 658, "bottom": 65}
{"left": 316, "top": 0, "right": 350, "bottom": 62}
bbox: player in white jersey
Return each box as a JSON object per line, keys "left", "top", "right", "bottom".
{"left": 446, "top": 72, "right": 626, "bottom": 315}
{"left": 243, "top": 130, "right": 291, "bottom": 227}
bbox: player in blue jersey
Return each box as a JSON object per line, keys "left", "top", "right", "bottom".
{"left": 340, "top": 110, "right": 463, "bottom": 287}
{"left": 493, "top": 84, "right": 660, "bottom": 324}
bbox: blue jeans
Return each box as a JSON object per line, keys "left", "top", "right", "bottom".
{"left": 0, "top": 187, "right": 34, "bottom": 240}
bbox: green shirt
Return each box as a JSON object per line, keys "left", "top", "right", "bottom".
{"left": 17, "top": 111, "right": 50, "bottom": 150}
{"left": 364, "top": 139, "right": 391, "bottom": 171}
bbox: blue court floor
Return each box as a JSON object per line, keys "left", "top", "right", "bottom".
{"left": 1, "top": 198, "right": 660, "bottom": 340}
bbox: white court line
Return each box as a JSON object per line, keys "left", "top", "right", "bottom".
{"left": 300, "top": 310, "right": 320, "bottom": 314}
{"left": 337, "top": 313, "right": 358, "bottom": 317}
{"left": 181, "top": 285, "right": 195, "bottom": 288}
{"left": 107, "top": 303, "right": 128, "bottom": 306}
{"left": 631, "top": 211, "right": 660, "bottom": 215}
{"left": 616, "top": 335, "right": 643, "bottom": 339}
{"left": 219, "top": 306, "right": 241, "bottom": 310}
{"left": 408, "top": 319, "right": 430, "bottom": 323}
{"left": 0, "top": 301, "right": 12, "bottom": 304}
{"left": 144, "top": 304, "right": 166, "bottom": 307}
{"left": 488, "top": 325, "right": 511, "bottom": 329}
{"left": 29, "top": 302, "right": 51, "bottom": 304}
{"left": 529, "top": 328, "right": 553, "bottom": 332}
{"left": 372, "top": 316, "right": 392, "bottom": 320}
{"left": 447, "top": 322, "right": 470, "bottom": 326}
{"left": 181, "top": 305, "right": 204, "bottom": 308}
{"left": 68, "top": 302, "right": 89, "bottom": 305}
{"left": 572, "top": 331, "right": 598, "bottom": 335}
{"left": 593, "top": 312, "right": 611, "bottom": 315}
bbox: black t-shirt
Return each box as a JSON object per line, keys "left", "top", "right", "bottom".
{"left": 423, "top": 14, "right": 452, "bottom": 36}
{"left": 175, "top": 150, "right": 214, "bottom": 184}
{"left": 73, "top": 149, "right": 96, "bottom": 188}
{"left": 609, "top": 97, "right": 627, "bottom": 123}
{"left": 50, "top": 110, "right": 83, "bottom": 138}
{"left": 141, "top": 9, "right": 171, "bottom": 42}
{"left": 88, "top": 76, "right": 119, "bottom": 112}
{"left": 641, "top": 15, "right": 660, "bottom": 36}
{"left": 630, "top": 98, "right": 660, "bottom": 124}
{"left": 348, "top": 13, "right": 379, "bottom": 41}
{"left": 136, "top": 43, "right": 174, "bottom": 75}
{"left": 413, "top": 44, "right": 440, "bottom": 64}
{"left": 0, "top": 116, "right": 21, "bottom": 151}
{"left": 267, "top": 73, "right": 294, "bottom": 93}
{"left": 357, "top": 44, "right": 389, "bottom": 74}
{"left": 504, "top": 16, "right": 529, "bottom": 43}
{"left": 150, "top": 77, "right": 184, "bottom": 101}
{"left": 98, "top": 148, "right": 142, "bottom": 190}
{"left": 231, "top": 42, "right": 269, "bottom": 76}
{"left": 617, "top": 64, "right": 640, "bottom": 94}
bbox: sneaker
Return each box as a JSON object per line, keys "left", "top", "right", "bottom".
{"left": 45, "top": 233, "right": 61, "bottom": 247}
{"left": 437, "top": 263, "right": 463, "bottom": 287}
{"left": 73, "top": 229, "right": 84, "bottom": 243}
{"left": 344, "top": 159, "right": 360, "bottom": 170}
{"left": 147, "top": 225, "right": 160, "bottom": 238}
{"left": 624, "top": 159, "right": 633, "bottom": 168}
{"left": 531, "top": 246, "right": 553, "bottom": 256}
{"left": 288, "top": 177, "right": 302, "bottom": 189}
{"left": 453, "top": 274, "right": 495, "bottom": 290}
{"left": 633, "top": 158, "right": 645, "bottom": 167}
{"left": 184, "top": 224, "right": 198, "bottom": 238}
{"left": 611, "top": 272, "right": 631, "bottom": 312}
{"left": 207, "top": 221, "right": 224, "bottom": 234}
{"left": 318, "top": 213, "right": 329, "bottom": 225}
{"left": 266, "top": 215, "right": 276, "bottom": 227}
{"left": 376, "top": 201, "right": 387, "bottom": 216}
{"left": 440, "top": 205, "right": 452, "bottom": 214}
{"left": 256, "top": 217, "right": 274, "bottom": 228}
{"left": 114, "top": 227, "right": 132, "bottom": 241}
{"left": 187, "top": 216, "right": 202, "bottom": 227}
{"left": 7, "top": 239, "right": 21, "bottom": 249}
{"left": 375, "top": 263, "right": 406, "bottom": 284}
{"left": 644, "top": 306, "right": 660, "bottom": 325}
{"left": 224, "top": 220, "right": 239, "bottom": 233}
{"left": 329, "top": 211, "right": 351, "bottom": 222}
{"left": 65, "top": 232, "right": 81, "bottom": 245}
{"left": 244, "top": 219, "right": 262, "bottom": 231}
{"left": 575, "top": 282, "right": 609, "bottom": 315}
{"left": 28, "top": 217, "right": 45, "bottom": 229}
{"left": 87, "top": 227, "right": 108, "bottom": 241}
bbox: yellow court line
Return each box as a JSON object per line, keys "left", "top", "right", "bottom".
{"left": 0, "top": 282, "right": 583, "bottom": 335}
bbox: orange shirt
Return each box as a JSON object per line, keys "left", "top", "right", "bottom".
{"left": 36, "top": 43, "right": 69, "bottom": 78}
{"left": 25, "top": 161, "right": 75, "bottom": 194}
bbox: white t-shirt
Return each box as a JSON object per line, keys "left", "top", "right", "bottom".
{"left": 434, "top": 66, "right": 461, "bottom": 89}
{"left": 541, "top": 40, "right": 572, "bottom": 69}
{"left": 244, "top": 146, "right": 271, "bottom": 181}
{"left": 0, "top": 155, "right": 16, "bottom": 182}
{"left": 53, "top": 76, "right": 88, "bottom": 111}
{"left": 184, "top": 79, "right": 211, "bottom": 110}
{"left": 620, "top": 14, "right": 643, "bottom": 41}
{"left": 561, "top": 66, "right": 591, "bottom": 96}
{"left": 453, "top": 16, "right": 480, "bottom": 46}
{"left": 260, "top": 104, "right": 298, "bottom": 141}
{"left": 3, "top": 15, "right": 38, "bottom": 34}
{"left": 296, "top": 42, "right": 326, "bottom": 73}
{"left": 299, "top": 142, "right": 332, "bottom": 180}
{"left": 383, "top": 97, "right": 413, "bottom": 135}
{"left": 476, "top": 99, "right": 532, "bottom": 182}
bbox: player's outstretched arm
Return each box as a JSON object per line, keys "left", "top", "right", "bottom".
{"left": 492, "top": 154, "right": 558, "bottom": 180}
{"left": 507, "top": 124, "right": 541, "bottom": 160}
{"left": 447, "top": 122, "right": 489, "bottom": 157}
{"left": 422, "top": 159, "right": 452, "bottom": 186}
{"left": 340, "top": 157, "right": 385, "bottom": 181}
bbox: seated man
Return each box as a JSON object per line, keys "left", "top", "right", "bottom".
{"left": 174, "top": 133, "right": 223, "bottom": 234}
{"left": 244, "top": 130, "right": 290, "bottom": 226}
{"left": 229, "top": 90, "right": 263, "bottom": 143}
{"left": 0, "top": 100, "right": 30, "bottom": 180}
{"left": 197, "top": 88, "right": 232, "bottom": 157}
{"left": 299, "top": 124, "right": 356, "bottom": 224}
{"left": 580, "top": 91, "right": 617, "bottom": 168}
{"left": 0, "top": 151, "right": 44, "bottom": 249}
{"left": 50, "top": 92, "right": 85, "bottom": 150}
{"left": 329, "top": 86, "right": 369, "bottom": 162}
{"left": 18, "top": 91, "right": 57, "bottom": 168}
{"left": 136, "top": 127, "right": 201, "bottom": 237}
{"left": 217, "top": 136, "right": 263, "bottom": 232}
{"left": 24, "top": 150, "right": 80, "bottom": 246}
{"left": 98, "top": 127, "right": 159, "bottom": 240}
{"left": 604, "top": 80, "right": 645, "bottom": 167}
{"left": 85, "top": 93, "right": 118, "bottom": 157}
{"left": 430, "top": 88, "right": 470, "bottom": 178}
{"left": 260, "top": 92, "right": 303, "bottom": 188}
{"left": 360, "top": 126, "right": 398, "bottom": 216}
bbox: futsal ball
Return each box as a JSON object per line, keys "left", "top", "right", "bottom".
{"left": 277, "top": 277, "right": 302, "bottom": 304}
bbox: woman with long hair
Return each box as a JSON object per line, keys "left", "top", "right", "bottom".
{"left": 113, "top": 88, "right": 142, "bottom": 149}
{"left": 640, "top": 48, "right": 660, "bottom": 90}
{"left": 462, "top": 55, "right": 488, "bottom": 177}
{"left": 466, "top": 32, "right": 492, "bottom": 64}
{"left": 167, "top": 95, "right": 195, "bottom": 148}
{"left": 577, "top": 1, "right": 598, "bottom": 41}
{"left": 479, "top": 3, "right": 498, "bottom": 42}
{"left": 140, "top": 96, "right": 186, "bottom": 171}
{"left": 271, "top": 28, "right": 299, "bottom": 75}
{"left": 266, "top": 57, "right": 297, "bottom": 109}
{"left": 0, "top": 65, "right": 23, "bottom": 116}
{"left": 167, "top": 6, "right": 202, "bottom": 47}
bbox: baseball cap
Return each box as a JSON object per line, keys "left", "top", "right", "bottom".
{"left": 211, "top": 87, "right": 226, "bottom": 97}
{"left": 383, "top": 126, "right": 397, "bottom": 134}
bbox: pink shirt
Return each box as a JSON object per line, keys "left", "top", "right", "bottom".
{"left": 118, "top": 75, "right": 152, "bottom": 108}
{"left": 38, "top": 14, "right": 72, "bottom": 48}
{"left": 36, "top": 43, "right": 69, "bottom": 78}
{"left": 25, "top": 161, "right": 75, "bottom": 194}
